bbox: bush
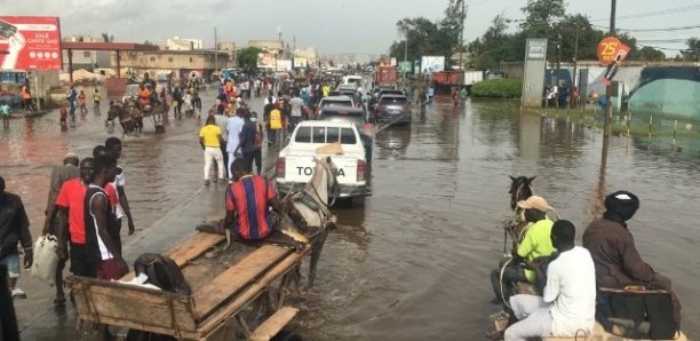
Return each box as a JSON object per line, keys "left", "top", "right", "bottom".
{"left": 471, "top": 79, "right": 522, "bottom": 98}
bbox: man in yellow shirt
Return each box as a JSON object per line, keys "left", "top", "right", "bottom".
{"left": 199, "top": 115, "right": 224, "bottom": 185}
{"left": 269, "top": 104, "right": 283, "bottom": 146}
{"left": 491, "top": 196, "right": 555, "bottom": 303}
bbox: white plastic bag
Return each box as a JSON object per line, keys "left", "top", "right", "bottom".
{"left": 31, "top": 234, "right": 59, "bottom": 284}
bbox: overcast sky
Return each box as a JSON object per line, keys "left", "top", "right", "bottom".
{"left": 2, "top": 0, "right": 699, "bottom": 55}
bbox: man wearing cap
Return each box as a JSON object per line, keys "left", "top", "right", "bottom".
{"left": 583, "top": 190, "right": 681, "bottom": 330}
{"left": 491, "top": 196, "right": 556, "bottom": 302}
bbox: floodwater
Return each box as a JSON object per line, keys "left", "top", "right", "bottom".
{"left": 1, "top": 91, "right": 699, "bottom": 340}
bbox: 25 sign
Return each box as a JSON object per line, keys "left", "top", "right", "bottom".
{"left": 597, "top": 36, "right": 631, "bottom": 66}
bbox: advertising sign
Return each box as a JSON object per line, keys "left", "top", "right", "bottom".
{"left": 257, "top": 52, "right": 276, "bottom": 69}
{"left": 420, "top": 56, "right": 445, "bottom": 74}
{"left": 398, "top": 61, "right": 412, "bottom": 73}
{"left": 276, "top": 59, "right": 292, "bottom": 72}
{"left": 0, "top": 16, "right": 62, "bottom": 71}
{"left": 293, "top": 57, "right": 308, "bottom": 68}
{"left": 526, "top": 39, "right": 547, "bottom": 60}
{"left": 597, "top": 36, "right": 630, "bottom": 66}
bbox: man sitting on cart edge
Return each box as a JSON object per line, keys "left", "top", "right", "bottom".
{"left": 223, "top": 158, "right": 283, "bottom": 244}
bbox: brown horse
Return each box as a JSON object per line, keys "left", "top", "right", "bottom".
{"left": 505, "top": 176, "right": 536, "bottom": 247}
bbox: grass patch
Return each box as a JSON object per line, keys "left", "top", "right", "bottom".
{"left": 471, "top": 79, "right": 522, "bottom": 98}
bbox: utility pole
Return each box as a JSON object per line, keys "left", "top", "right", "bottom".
{"left": 604, "top": 0, "right": 617, "bottom": 137}
{"left": 610, "top": 0, "right": 617, "bottom": 35}
{"left": 571, "top": 27, "right": 580, "bottom": 109}
{"left": 458, "top": 0, "right": 467, "bottom": 71}
{"left": 214, "top": 27, "right": 218, "bottom": 73}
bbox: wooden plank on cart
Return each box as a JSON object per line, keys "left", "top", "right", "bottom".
{"left": 167, "top": 231, "right": 226, "bottom": 267}
{"left": 194, "top": 245, "right": 293, "bottom": 320}
{"left": 198, "top": 249, "right": 307, "bottom": 337}
{"left": 70, "top": 277, "right": 198, "bottom": 338}
{"left": 249, "top": 306, "right": 299, "bottom": 341}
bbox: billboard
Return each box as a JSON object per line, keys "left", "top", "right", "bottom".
{"left": 0, "top": 16, "right": 62, "bottom": 71}
{"left": 420, "top": 56, "right": 445, "bottom": 74}
{"left": 293, "top": 57, "right": 308, "bottom": 68}
{"left": 276, "top": 59, "right": 292, "bottom": 72}
{"left": 257, "top": 52, "right": 276, "bottom": 69}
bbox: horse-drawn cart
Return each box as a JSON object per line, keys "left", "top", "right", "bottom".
{"left": 69, "top": 231, "right": 309, "bottom": 341}
{"left": 106, "top": 83, "right": 167, "bottom": 136}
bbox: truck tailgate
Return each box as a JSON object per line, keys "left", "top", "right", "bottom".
{"left": 283, "top": 154, "right": 358, "bottom": 185}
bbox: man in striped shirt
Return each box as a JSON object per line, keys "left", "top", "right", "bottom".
{"left": 224, "top": 159, "right": 281, "bottom": 241}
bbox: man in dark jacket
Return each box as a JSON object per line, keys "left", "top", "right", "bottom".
{"left": 583, "top": 190, "right": 681, "bottom": 329}
{"left": 0, "top": 176, "right": 33, "bottom": 298}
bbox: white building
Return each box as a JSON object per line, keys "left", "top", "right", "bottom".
{"left": 166, "top": 36, "right": 204, "bottom": 51}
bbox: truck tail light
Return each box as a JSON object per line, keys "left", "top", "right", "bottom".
{"left": 357, "top": 160, "right": 367, "bottom": 182}
{"left": 275, "top": 158, "right": 286, "bottom": 178}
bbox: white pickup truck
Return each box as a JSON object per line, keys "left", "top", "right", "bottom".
{"left": 275, "top": 120, "right": 371, "bottom": 198}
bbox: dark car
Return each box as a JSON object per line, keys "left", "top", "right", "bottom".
{"left": 318, "top": 97, "right": 373, "bottom": 163}
{"left": 374, "top": 94, "right": 411, "bottom": 125}
{"left": 370, "top": 88, "right": 405, "bottom": 109}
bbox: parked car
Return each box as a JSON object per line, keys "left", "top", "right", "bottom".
{"left": 276, "top": 120, "right": 371, "bottom": 198}
{"left": 317, "top": 97, "right": 372, "bottom": 163}
{"left": 373, "top": 94, "right": 412, "bottom": 125}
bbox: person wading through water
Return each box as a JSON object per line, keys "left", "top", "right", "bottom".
{"left": 225, "top": 106, "right": 245, "bottom": 180}
{"left": 200, "top": 115, "right": 225, "bottom": 185}
{"left": 0, "top": 176, "right": 33, "bottom": 299}
{"left": 105, "top": 138, "right": 136, "bottom": 238}
{"left": 42, "top": 152, "right": 79, "bottom": 304}
{"left": 84, "top": 155, "right": 127, "bottom": 281}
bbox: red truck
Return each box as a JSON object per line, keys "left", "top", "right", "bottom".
{"left": 374, "top": 66, "right": 398, "bottom": 86}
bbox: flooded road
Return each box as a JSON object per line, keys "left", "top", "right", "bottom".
{"left": 2, "top": 93, "right": 699, "bottom": 340}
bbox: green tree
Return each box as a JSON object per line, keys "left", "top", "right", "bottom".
{"left": 467, "top": 15, "right": 524, "bottom": 69}
{"left": 236, "top": 47, "right": 262, "bottom": 73}
{"left": 636, "top": 46, "right": 666, "bottom": 61}
{"left": 551, "top": 15, "right": 604, "bottom": 62}
{"left": 681, "top": 38, "right": 700, "bottom": 61}
{"left": 521, "top": 0, "right": 565, "bottom": 38}
{"left": 390, "top": 17, "right": 441, "bottom": 63}
{"left": 388, "top": 1, "right": 466, "bottom": 67}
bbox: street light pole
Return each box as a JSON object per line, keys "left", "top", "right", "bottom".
{"left": 610, "top": 0, "right": 617, "bottom": 35}
{"left": 571, "top": 27, "right": 580, "bottom": 109}
{"left": 604, "top": 0, "right": 617, "bottom": 137}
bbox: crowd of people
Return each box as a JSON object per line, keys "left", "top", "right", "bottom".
{"left": 0, "top": 137, "right": 135, "bottom": 307}
{"left": 490, "top": 193, "right": 682, "bottom": 341}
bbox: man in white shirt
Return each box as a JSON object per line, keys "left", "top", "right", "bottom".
{"left": 504, "top": 220, "right": 596, "bottom": 341}
{"left": 289, "top": 93, "right": 305, "bottom": 131}
{"left": 226, "top": 112, "right": 245, "bottom": 179}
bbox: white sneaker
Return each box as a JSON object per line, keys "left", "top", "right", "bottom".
{"left": 11, "top": 288, "right": 27, "bottom": 299}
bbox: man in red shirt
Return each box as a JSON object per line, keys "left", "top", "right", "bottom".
{"left": 53, "top": 158, "right": 96, "bottom": 285}
{"left": 224, "top": 159, "right": 281, "bottom": 241}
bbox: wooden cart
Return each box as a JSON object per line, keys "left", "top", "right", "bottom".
{"left": 69, "top": 231, "right": 308, "bottom": 341}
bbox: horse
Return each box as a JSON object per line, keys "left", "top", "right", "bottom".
{"left": 504, "top": 175, "right": 536, "bottom": 250}
{"left": 281, "top": 156, "right": 338, "bottom": 287}
{"left": 106, "top": 100, "right": 136, "bottom": 136}
{"left": 508, "top": 175, "right": 535, "bottom": 211}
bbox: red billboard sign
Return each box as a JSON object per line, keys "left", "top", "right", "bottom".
{"left": 0, "top": 16, "right": 62, "bottom": 71}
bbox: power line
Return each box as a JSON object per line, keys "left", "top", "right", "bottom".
{"left": 637, "top": 39, "right": 692, "bottom": 44}
{"left": 590, "top": 4, "right": 700, "bottom": 22}
{"left": 638, "top": 44, "right": 700, "bottom": 52}
{"left": 615, "top": 24, "right": 700, "bottom": 33}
